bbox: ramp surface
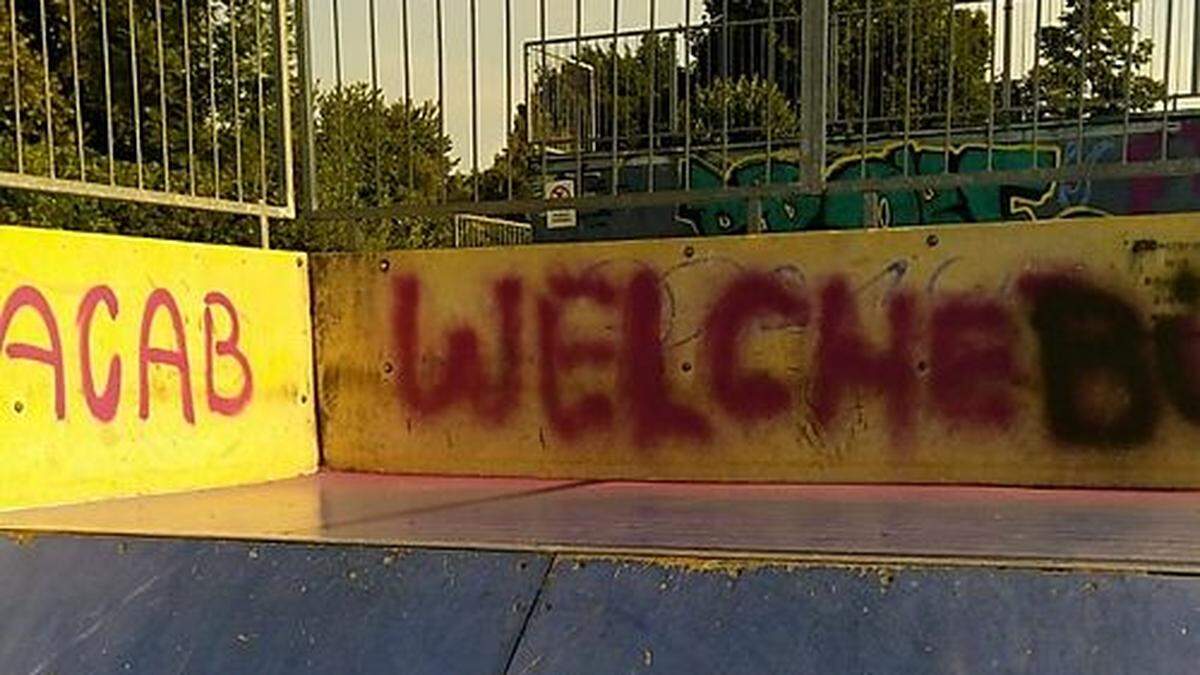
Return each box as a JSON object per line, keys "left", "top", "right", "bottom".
{"left": 4, "top": 472, "right": 1200, "bottom": 572}
{"left": 1, "top": 532, "right": 1199, "bottom": 674}
{"left": 0, "top": 535, "right": 547, "bottom": 674}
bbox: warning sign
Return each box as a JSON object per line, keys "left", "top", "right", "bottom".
{"left": 545, "top": 179, "right": 577, "bottom": 229}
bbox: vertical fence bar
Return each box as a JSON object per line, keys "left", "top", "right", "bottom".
{"left": 524, "top": 43, "right": 530, "bottom": 150}
{"left": 1162, "top": 0, "right": 1174, "bottom": 159}
{"left": 611, "top": 0, "right": 619, "bottom": 195}
{"left": 902, "top": 0, "right": 913, "bottom": 176}
{"left": 367, "top": 0, "right": 380, "bottom": 203}
{"left": 800, "top": 0, "right": 828, "bottom": 190}
{"left": 331, "top": 0, "right": 344, "bottom": 203}
{"left": 830, "top": 14, "right": 838, "bottom": 126}
{"left": 860, "top": 0, "right": 872, "bottom": 179}
{"left": 1031, "top": 0, "right": 1041, "bottom": 167}
{"left": 436, "top": 0, "right": 446, "bottom": 202}
{"left": 128, "top": 0, "right": 144, "bottom": 188}
{"left": 402, "top": 0, "right": 414, "bottom": 191}
{"left": 255, "top": 0, "right": 268, "bottom": 214}
{"left": 540, "top": 0, "right": 548, "bottom": 192}
{"left": 38, "top": 0, "right": 55, "bottom": 178}
{"left": 1122, "top": 0, "right": 1134, "bottom": 162}
{"left": 182, "top": 0, "right": 196, "bottom": 193}
{"left": 8, "top": 0, "right": 22, "bottom": 172}
{"left": 154, "top": 0, "right": 168, "bottom": 189}
{"left": 988, "top": 0, "right": 997, "bottom": 170}
{"left": 273, "top": 0, "right": 294, "bottom": 215}
{"left": 296, "top": 0, "right": 316, "bottom": 210}
{"left": 766, "top": 0, "right": 775, "bottom": 185}
{"left": 684, "top": 0, "right": 692, "bottom": 191}
{"left": 648, "top": 0, "right": 657, "bottom": 192}
{"left": 1076, "top": 0, "right": 1089, "bottom": 167}
{"left": 576, "top": 0, "right": 584, "bottom": 196}
{"left": 507, "top": 0, "right": 515, "bottom": 199}
{"left": 943, "top": 0, "right": 955, "bottom": 172}
{"left": 890, "top": 7, "right": 898, "bottom": 118}
{"left": 231, "top": 0, "right": 244, "bottom": 201}
{"left": 101, "top": 0, "right": 115, "bottom": 183}
{"left": 1002, "top": 0, "right": 1013, "bottom": 114}
{"left": 207, "top": 0, "right": 220, "bottom": 196}
{"left": 68, "top": 0, "right": 85, "bottom": 179}
{"left": 470, "top": 0, "right": 479, "bottom": 201}
{"left": 721, "top": 0, "right": 729, "bottom": 186}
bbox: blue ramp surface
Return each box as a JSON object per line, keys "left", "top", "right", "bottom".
{"left": 0, "top": 535, "right": 548, "bottom": 674}
{"left": 511, "top": 558, "right": 1200, "bottom": 674}
{"left": 4, "top": 533, "right": 1200, "bottom": 673}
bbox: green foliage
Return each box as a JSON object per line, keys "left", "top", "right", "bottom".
{"left": 1028, "top": 0, "right": 1163, "bottom": 118}
{"left": 296, "top": 82, "right": 458, "bottom": 251}
{"left": 530, "top": 34, "right": 680, "bottom": 153}
{"left": 692, "top": 76, "right": 801, "bottom": 142}
{"left": 697, "top": 0, "right": 994, "bottom": 130}
{"left": 479, "top": 103, "right": 536, "bottom": 201}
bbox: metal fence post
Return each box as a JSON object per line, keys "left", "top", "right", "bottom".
{"left": 748, "top": 198, "right": 765, "bottom": 234}
{"left": 296, "top": 0, "right": 318, "bottom": 214}
{"left": 799, "top": 0, "right": 828, "bottom": 193}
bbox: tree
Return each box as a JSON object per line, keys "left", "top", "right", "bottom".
{"left": 295, "top": 82, "right": 459, "bottom": 251}
{"left": 692, "top": 75, "right": 801, "bottom": 143}
{"left": 1028, "top": 0, "right": 1163, "bottom": 118}
{"left": 694, "top": 0, "right": 995, "bottom": 134}
{"left": 479, "top": 103, "right": 536, "bottom": 201}
{"left": 0, "top": 0, "right": 446, "bottom": 252}
{"left": 530, "top": 34, "right": 681, "bottom": 154}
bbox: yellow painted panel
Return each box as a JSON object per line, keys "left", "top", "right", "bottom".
{"left": 314, "top": 215, "right": 1200, "bottom": 487}
{"left": 0, "top": 227, "right": 317, "bottom": 510}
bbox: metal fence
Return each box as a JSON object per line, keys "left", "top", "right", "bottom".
{"left": 453, "top": 213, "right": 534, "bottom": 248}
{"left": 298, "top": 0, "right": 1200, "bottom": 232}
{"left": 1, "top": 0, "right": 1200, "bottom": 244}
{"left": 0, "top": 0, "right": 294, "bottom": 234}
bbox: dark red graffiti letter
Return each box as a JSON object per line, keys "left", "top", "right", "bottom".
{"left": 204, "top": 292, "right": 253, "bottom": 416}
{"left": 538, "top": 272, "right": 616, "bottom": 439}
{"left": 139, "top": 289, "right": 195, "bottom": 424}
{"left": 930, "top": 297, "right": 1018, "bottom": 428}
{"left": 478, "top": 278, "right": 524, "bottom": 423}
{"left": 813, "top": 278, "right": 916, "bottom": 440}
{"left": 1155, "top": 316, "right": 1200, "bottom": 423}
{"left": 392, "top": 275, "right": 522, "bottom": 423}
{"left": 76, "top": 285, "right": 121, "bottom": 422}
{"left": 703, "top": 273, "right": 809, "bottom": 421}
{"left": 0, "top": 286, "right": 65, "bottom": 419}
{"left": 622, "top": 270, "right": 710, "bottom": 445}
{"left": 1021, "top": 275, "right": 1156, "bottom": 446}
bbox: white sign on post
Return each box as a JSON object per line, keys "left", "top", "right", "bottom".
{"left": 545, "top": 179, "right": 578, "bottom": 229}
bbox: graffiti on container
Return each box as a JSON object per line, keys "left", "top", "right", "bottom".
{"left": 680, "top": 142, "right": 1060, "bottom": 234}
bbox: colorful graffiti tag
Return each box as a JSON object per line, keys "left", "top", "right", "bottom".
{"left": 682, "top": 142, "right": 1060, "bottom": 234}
{"left": 538, "top": 119, "right": 1200, "bottom": 241}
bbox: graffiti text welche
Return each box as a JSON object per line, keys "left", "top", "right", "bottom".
{"left": 393, "top": 267, "right": 1200, "bottom": 450}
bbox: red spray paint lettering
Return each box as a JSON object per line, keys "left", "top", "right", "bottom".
{"left": 0, "top": 284, "right": 254, "bottom": 423}
{"left": 391, "top": 266, "right": 1200, "bottom": 450}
